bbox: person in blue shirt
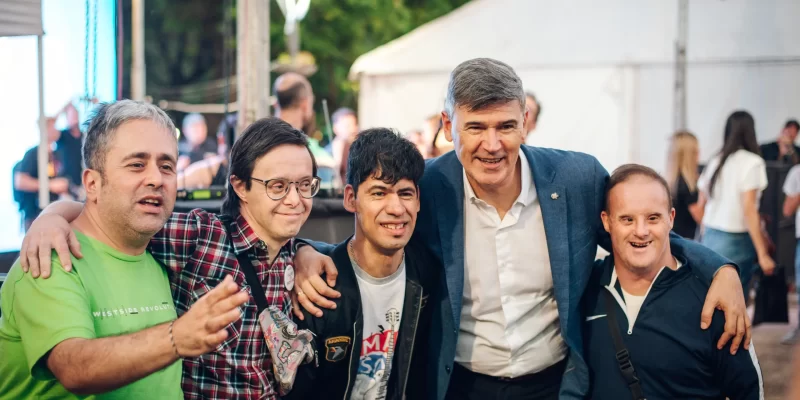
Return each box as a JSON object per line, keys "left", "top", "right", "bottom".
{"left": 582, "top": 164, "right": 763, "bottom": 400}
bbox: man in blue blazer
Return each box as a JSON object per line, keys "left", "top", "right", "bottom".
{"left": 292, "top": 58, "right": 750, "bottom": 400}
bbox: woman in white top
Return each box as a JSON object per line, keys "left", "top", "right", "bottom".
{"left": 697, "top": 110, "right": 776, "bottom": 293}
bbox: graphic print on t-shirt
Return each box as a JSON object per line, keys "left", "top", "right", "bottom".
{"left": 350, "top": 253, "right": 406, "bottom": 400}
{"left": 352, "top": 308, "right": 400, "bottom": 400}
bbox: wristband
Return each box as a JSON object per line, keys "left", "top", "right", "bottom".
{"left": 169, "top": 320, "right": 183, "bottom": 359}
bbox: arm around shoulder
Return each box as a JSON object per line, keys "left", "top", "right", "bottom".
{"left": 39, "top": 200, "right": 84, "bottom": 221}
{"left": 711, "top": 311, "right": 763, "bottom": 400}
{"left": 295, "top": 238, "right": 336, "bottom": 256}
{"left": 592, "top": 157, "right": 611, "bottom": 252}
{"left": 670, "top": 232, "right": 736, "bottom": 283}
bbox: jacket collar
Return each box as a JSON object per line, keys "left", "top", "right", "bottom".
{"left": 598, "top": 253, "right": 691, "bottom": 290}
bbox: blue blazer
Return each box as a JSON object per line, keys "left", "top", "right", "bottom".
{"left": 413, "top": 146, "right": 732, "bottom": 400}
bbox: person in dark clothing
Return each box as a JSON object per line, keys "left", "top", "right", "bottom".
{"left": 582, "top": 164, "right": 763, "bottom": 400}
{"left": 759, "top": 119, "right": 800, "bottom": 164}
{"left": 177, "top": 113, "right": 217, "bottom": 171}
{"left": 325, "top": 108, "right": 358, "bottom": 185}
{"left": 666, "top": 131, "right": 702, "bottom": 239}
{"left": 216, "top": 112, "right": 238, "bottom": 156}
{"left": 673, "top": 174, "right": 699, "bottom": 238}
{"left": 14, "top": 117, "right": 72, "bottom": 230}
{"left": 56, "top": 103, "right": 84, "bottom": 188}
{"left": 285, "top": 128, "right": 439, "bottom": 400}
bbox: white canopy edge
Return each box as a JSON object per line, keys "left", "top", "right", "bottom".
{"left": 0, "top": 0, "right": 43, "bottom": 37}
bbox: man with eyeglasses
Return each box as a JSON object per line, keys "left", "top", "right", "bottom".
{"left": 19, "top": 117, "right": 323, "bottom": 399}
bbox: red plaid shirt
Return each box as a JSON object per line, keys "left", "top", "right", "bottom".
{"left": 148, "top": 209, "right": 294, "bottom": 399}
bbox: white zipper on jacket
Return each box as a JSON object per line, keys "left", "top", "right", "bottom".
{"left": 343, "top": 320, "right": 358, "bottom": 400}
{"left": 605, "top": 263, "right": 673, "bottom": 334}
{"left": 603, "top": 285, "right": 633, "bottom": 333}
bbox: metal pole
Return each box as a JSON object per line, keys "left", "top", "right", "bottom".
{"left": 237, "top": 0, "right": 270, "bottom": 135}
{"left": 37, "top": 34, "right": 49, "bottom": 210}
{"left": 131, "top": 0, "right": 145, "bottom": 100}
{"left": 673, "top": 0, "right": 688, "bottom": 131}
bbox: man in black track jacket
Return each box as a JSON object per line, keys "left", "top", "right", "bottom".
{"left": 581, "top": 164, "right": 763, "bottom": 400}
{"left": 284, "top": 128, "right": 440, "bottom": 400}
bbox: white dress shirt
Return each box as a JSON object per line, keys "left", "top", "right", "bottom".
{"left": 455, "top": 150, "right": 566, "bottom": 378}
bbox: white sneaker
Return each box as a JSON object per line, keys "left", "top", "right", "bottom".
{"left": 781, "top": 329, "right": 800, "bottom": 345}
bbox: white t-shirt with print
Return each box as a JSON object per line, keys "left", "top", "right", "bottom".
{"left": 783, "top": 165, "right": 800, "bottom": 238}
{"left": 350, "top": 257, "right": 406, "bottom": 400}
{"left": 698, "top": 149, "right": 767, "bottom": 233}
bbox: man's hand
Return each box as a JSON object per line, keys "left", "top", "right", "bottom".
{"left": 701, "top": 265, "right": 751, "bottom": 355}
{"left": 49, "top": 178, "right": 71, "bottom": 195}
{"left": 177, "top": 156, "right": 191, "bottom": 172}
{"left": 172, "top": 275, "right": 249, "bottom": 357}
{"left": 290, "top": 245, "right": 341, "bottom": 320}
{"left": 20, "top": 214, "right": 82, "bottom": 278}
{"left": 44, "top": 275, "right": 249, "bottom": 394}
{"left": 758, "top": 253, "right": 776, "bottom": 276}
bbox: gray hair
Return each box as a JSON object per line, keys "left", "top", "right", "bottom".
{"left": 444, "top": 58, "right": 526, "bottom": 117}
{"left": 83, "top": 99, "right": 176, "bottom": 173}
{"left": 182, "top": 112, "right": 206, "bottom": 131}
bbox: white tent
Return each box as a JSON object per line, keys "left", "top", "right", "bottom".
{"left": 0, "top": 0, "right": 42, "bottom": 37}
{"left": 350, "top": 0, "right": 800, "bottom": 173}
{"left": 1, "top": 0, "right": 49, "bottom": 207}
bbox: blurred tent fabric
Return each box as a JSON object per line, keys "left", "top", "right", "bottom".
{"left": 0, "top": 0, "right": 43, "bottom": 282}
{"left": 0, "top": 0, "right": 43, "bottom": 37}
{"left": 0, "top": 0, "right": 47, "bottom": 218}
{"left": 350, "top": 0, "right": 800, "bottom": 174}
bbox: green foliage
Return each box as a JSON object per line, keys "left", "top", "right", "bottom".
{"left": 120, "top": 0, "right": 227, "bottom": 102}
{"left": 272, "top": 0, "right": 471, "bottom": 113}
{"left": 125, "top": 0, "right": 470, "bottom": 114}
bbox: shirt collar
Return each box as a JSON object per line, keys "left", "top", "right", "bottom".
{"left": 227, "top": 214, "right": 295, "bottom": 258}
{"left": 608, "top": 257, "right": 683, "bottom": 288}
{"left": 228, "top": 214, "right": 263, "bottom": 254}
{"left": 231, "top": 214, "right": 294, "bottom": 258}
{"left": 462, "top": 148, "right": 535, "bottom": 206}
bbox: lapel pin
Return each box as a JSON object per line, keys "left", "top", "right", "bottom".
{"left": 551, "top": 192, "right": 559, "bottom": 200}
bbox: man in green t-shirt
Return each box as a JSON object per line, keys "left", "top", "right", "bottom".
{"left": 0, "top": 100, "right": 249, "bottom": 399}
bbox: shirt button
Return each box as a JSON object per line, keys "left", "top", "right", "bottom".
{"left": 445, "top": 366, "right": 451, "bottom": 374}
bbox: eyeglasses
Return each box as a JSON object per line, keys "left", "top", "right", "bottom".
{"left": 250, "top": 177, "right": 321, "bottom": 200}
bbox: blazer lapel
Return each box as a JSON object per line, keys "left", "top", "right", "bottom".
{"left": 524, "top": 146, "right": 571, "bottom": 337}
{"left": 434, "top": 154, "right": 466, "bottom": 328}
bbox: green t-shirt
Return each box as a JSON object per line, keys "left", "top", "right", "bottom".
{"left": 0, "top": 230, "right": 183, "bottom": 399}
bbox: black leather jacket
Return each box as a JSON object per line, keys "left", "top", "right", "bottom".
{"left": 284, "top": 237, "right": 440, "bottom": 400}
